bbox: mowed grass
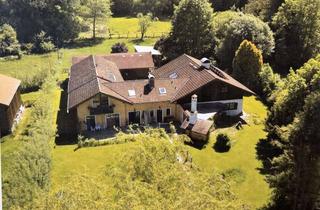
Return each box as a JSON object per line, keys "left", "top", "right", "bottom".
{"left": 51, "top": 96, "right": 271, "bottom": 209}
{"left": 81, "top": 17, "right": 171, "bottom": 38}
{"left": 188, "top": 96, "right": 271, "bottom": 209}
{"left": 51, "top": 142, "right": 137, "bottom": 190}
{"left": 0, "top": 17, "right": 171, "bottom": 83}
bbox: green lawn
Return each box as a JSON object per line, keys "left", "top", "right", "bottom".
{"left": 189, "top": 96, "right": 270, "bottom": 208}
{"left": 0, "top": 17, "right": 171, "bottom": 86}
{"left": 50, "top": 96, "right": 271, "bottom": 209}
{"left": 81, "top": 17, "right": 171, "bottom": 38}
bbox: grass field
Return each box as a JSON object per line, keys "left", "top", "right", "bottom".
{"left": 0, "top": 17, "right": 171, "bottom": 88}
{"left": 189, "top": 96, "right": 271, "bottom": 208}
{"left": 51, "top": 96, "right": 271, "bottom": 209}
{"left": 83, "top": 17, "right": 171, "bottom": 38}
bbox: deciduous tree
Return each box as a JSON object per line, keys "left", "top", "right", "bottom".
{"left": 272, "top": 0, "right": 320, "bottom": 73}
{"left": 245, "top": 0, "right": 284, "bottom": 22}
{"left": 156, "top": 0, "right": 215, "bottom": 61}
{"left": 213, "top": 12, "right": 274, "bottom": 70}
{"left": 0, "top": 23, "right": 21, "bottom": 57}
{"left": 137, "top": 13, "right": 153, "bottom": 40}
{"left": 80, "top": 0, "right": 112, "bottom": 40}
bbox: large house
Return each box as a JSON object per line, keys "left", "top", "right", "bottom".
{"left": 67, "top": 52, "right": 254, "bottom": 137}
{"left": 0, "top": 74, "right": 23, "bottom": 137}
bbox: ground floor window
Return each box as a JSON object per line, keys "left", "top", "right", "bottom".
{"left": 86, "top": 116, "right": 95, "bottom": 131}
{"left": 106, "top": 113, "right": 120, "bottom": 129}
{"left": 157, "top": 109, "right": 163, "bottom": 123}
{"left": 226, "top": 102, "right": 238, "bottom": 110}
{"left": 166, "top": 108, "right": 171, "bottom": 116}
{"left": 128, "top": 111, "right": 140, "bottom": 124}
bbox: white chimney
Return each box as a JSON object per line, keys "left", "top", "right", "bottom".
{"left": 189, "top": 111, "right": 198, "bottom": 125}
{"left": 148, "top": 73, "right": 155, "bottom": 89}
{"left": 200, "top": 57, "right": 211, "bottom": 69}
{"left": 189, "top": 94, "right": 198, "bottom": 125}
{"left": 191, "top": 94, "right": 197, "bottom": 112}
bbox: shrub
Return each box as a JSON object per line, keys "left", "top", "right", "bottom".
{"left": 169, "top": 122, "right": 176, "bottom": 134}
{"left": 214, "top": 133, "right": 232, "bottom": 152}
{"left": 32, "top": 31, "right": 55, "bottom": 54}
{"left": 111, "top": 42, "right": 128, "bottom": 53}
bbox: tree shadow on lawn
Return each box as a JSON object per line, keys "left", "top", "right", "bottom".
{"left": 129, "top": 39, "right": 144, "bottom": 45}
{"left": 256, "top": 138, "right": 283, "bottom": 175}
{"left": 185, "top": 140, "right": 208, "bottom": 150}
{"left": 64, "top": 37, "right": 106, "bottom": 49}
{"left": 55, "top": 79, "right": 78, "bottom": 145}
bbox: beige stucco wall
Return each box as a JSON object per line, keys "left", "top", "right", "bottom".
{"left": 76, "top": 94, "right": 184, "bottom": 131}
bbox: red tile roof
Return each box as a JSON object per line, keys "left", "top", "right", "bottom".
{"left": 104, "top": 78, "right": 188, "bottom": 104}
{"left": 153, "top": 54, "right": 255, "bottom": 101}
{"left": 68, "top": 53, "right": 254, "bottom": 110}
{"left": 0, "top": 74, "right": 21, "bottom": 106}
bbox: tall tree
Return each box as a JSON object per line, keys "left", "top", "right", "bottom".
{"left": 272, "top": 0, "right": 320, "bottom": 73}
{"left": 81, "top": 0, "right": 112, "bottom": 40}
{"left": 232, "top": 40, "right": 263, "bottom": 91}
{"left": 0, "top": 24, "right": 21, "bottom": 57}
{"left": 2, "top": 0, "right": 81, "bottom": 45}
{"left": 156, "top": 0, "right": 215, "bottom": 61}
{"left": 137, "top": 13, "right": 153, "bottom": 40}
{"left": 213, "top": 12, "right": 274, "bottom": 71}
{"left": 210, "top": 0, "right": 247, "bottom": 11}
{"left": 245, "top": 0, "right": 284, "bottom": 22}
{"left": 265, "top": 55, "right": 320, "bottom": 209}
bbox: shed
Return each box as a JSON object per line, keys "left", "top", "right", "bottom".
{"left": 0, "top": 74, "right": 22, "bottom": 136}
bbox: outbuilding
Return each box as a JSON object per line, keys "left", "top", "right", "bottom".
{"left": 0, "top": 74, "right": 23, "bottom": 136}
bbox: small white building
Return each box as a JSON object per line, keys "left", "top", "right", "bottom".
{"left": 134, "top": 45, "right": 161, "bottom": 56}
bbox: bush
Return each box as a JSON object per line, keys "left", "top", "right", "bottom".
{"left": 32, "top": 31, "right": 56, "bottom": 54}
{"left": 111, "top": 42, "right": 128, "bottom": 53}
{"left": 214, "top": 133, "right": 232, "bottom": 152}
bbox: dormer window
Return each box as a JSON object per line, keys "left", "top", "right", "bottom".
{"left": 159, "top": 87, "right": 167, "bottom": 95}
{"left": 169, "top": 72, "right": 178, "bottom": 79}
{"left": 128, "top": 89, "right": 136, "bottom": 97}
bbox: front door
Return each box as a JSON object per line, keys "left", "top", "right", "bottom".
{"left": 106, "top": 113, "right": 120, "bottom": 129}
{"left": 157, "top": 109, "right": 163, "bottom": 123}
{"left": 86, "top": 116, "right": 95, "bottom": 131}
{"left": 128, "top": 111, "right": 140, "bottom": 124}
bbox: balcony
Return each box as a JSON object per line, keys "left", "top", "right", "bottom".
{"left": 88, "top": 105, "right": 114, "bottom": 115}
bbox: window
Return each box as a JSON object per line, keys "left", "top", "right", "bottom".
{"left": 159, "top": 87, "right": 167, "bottom": 95}
{"left": 128, "top": 89, "right": 136, "bottom": 97}
{"left": 150, "top": 110, "right": 154, "bottom": 118}
{"left": 100, "top": 94, "right": 108, "bottom": 106}
{"left": 227, "top": 102, "right": 238, "bottom": 110}
{"left": 169, "top": 72, "right": 178, "bottom": 79}
{"left": 166, "top": 108, "right": 171, "bottom": 116}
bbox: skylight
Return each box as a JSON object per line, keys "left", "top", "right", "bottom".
{"left": 169, "top": 72, "right": 178, "bottom": 79}
{"left": 159, "top": 87, "right": 167, "bottom": 95}
{"left": 128, "top": 89, "right": 136, "bottom": 97}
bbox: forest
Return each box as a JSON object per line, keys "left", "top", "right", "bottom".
{"left": 0, "top": 0, "right": 320, "bottom": 210}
